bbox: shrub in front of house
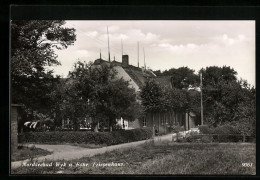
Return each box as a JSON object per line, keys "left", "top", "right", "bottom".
{"left": 212, "top": 125, "right": 240, "bottom": 135}
{"left": 210, "top": 125, "right": 241, "bottom": 142}
{"left": 177, "top": 134, "right": 213, "bottom": 143}
{"left": 110, "top": 127, "right": 153, "bottom": 143}
{"left": 212, "top": 134, "right": 241, "bottom": 142}
{"left": 177, "top": 124, "right": 242, "bottom": 143}
{"left": 196, "top": 124, "right": 243, "bottom": 142}
{"left": 18, "top": 128, "right": 153, "bottom": 145}
{"left": 200, "top": 135, "right": 213, "bottom": 143}
{"left": 198, "top": 125, "right": 213, "bottom": 134}
{"left": 199, "top": 124, "right": 240, "bottom": 135}
{"left": 170, "top": 125, "right": 185, "bottom": 133}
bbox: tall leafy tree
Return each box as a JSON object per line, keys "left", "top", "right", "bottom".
{"left": 163, "top": 87, "right": 190, "bottom": 126}
{"left": 200, "top": 66, "right": 239, "bottom": 126}
{"left": 199, "top": 66, "right": 237, "bottom": 86}
{"left": 140, "top": 79, "right": 164, "bottom": 134}
{"left": 140, "top": 79, "right": 164, "bottom": 113}
{"left": 99, "top": 79, "right": 143, "bottom": 131}
{"left": 155, "top": 67, "right": 199, "bottom": 89}
{"left": 65, "top": 61, "right": 143, "bottom": 131}
{"left": 186, "top": 89, "right": 201, "bottom": 123}
{"left": 141, "top": 79, "right": 192, "bottom": 133}
{"left": 11, "top": 20, "right": 76, "bottom": 113}
{"left": 199, "top": 66, "right": 255, "bottom": 136}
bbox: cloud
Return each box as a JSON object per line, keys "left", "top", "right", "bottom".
{"left": 155, "top": 33, "right": 249, "bottom": 56}
{"left": 77, "top": 50, "right": 89, "bottom": 56}
{"left": 119, "top": 34, "right": 128, "bottom": 40}
{"left": 156, "top": 42, "right": 203, "bottom": 53}
{"left": 53, "top": 20, "right": 255, "bottom": 86}
{"left": 222, "top": 34, "right": 234, "bottom": 45}
{"left": 125, "top": 29, "right": 160, "bottom": 43}
{"left": 238, "top": 34, "right": 245, "bottom": 41}
{"left": 84, "top": 31, "right": 98, "bottom": 37}
{"left": 211, "top": 34, "right": 248, "bottom": 47}
{"left": 108, "top": 25, "right": 119, "bottom": 32}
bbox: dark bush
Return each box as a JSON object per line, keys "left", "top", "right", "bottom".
{"left": 18, "top": 128, "right": 153, "bottom": 145}
{"left": 179, "top": 133, "right": 244, "bottom": 143}
{"left": 213, "top": 134, "right": 241, "bottom": 142}
{"left": 198, "top": 125, "right": 213, "bottom": 134}
{"left": 246, "top": 136, "right": 256, "bottom": 143}
{"left": 200, "top": 135, "right": 213, "bottom": 143}
{"left": 210, "top": 125, "right": 241, "bottom": 142}
{"left": 181, "top": 134, "right": 213, "bottom": 143}
{"left": 212, "top": 125, "right": 240, "bottom": 135}
{"left": 170, "top": 125, "right": 185, "bottom": 133}
{"left": 185, "top": 135, "right": 199, "bottom": 142}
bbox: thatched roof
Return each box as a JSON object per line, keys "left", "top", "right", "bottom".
{"left": 93, "top": 58, "right": 172, "bottom": 88}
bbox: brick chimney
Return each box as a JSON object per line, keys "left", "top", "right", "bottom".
{"left": 122, "top": 55, "right": 129, "bottom": 67}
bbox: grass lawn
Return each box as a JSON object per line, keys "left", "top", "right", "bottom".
{"left": 11, "top": 146, "right": 52, "bottom": 162}
{"left": 11, "top": 142, "right": 255, "bottom": 175}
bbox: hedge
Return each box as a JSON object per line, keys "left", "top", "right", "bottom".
{"left": 180, "top": 125, "right": 255, "bottom": 143}
{"left": 178, "top": 134, "right": 255, "bottom": 143}
{"left": 198, "top": 125, "right": 240, "bottom": 135}
{"left": 198, "top": 125, "right": 213, "bottom": 134}
{"left": 18, "top": 127, "right": 153, "bottom": 146}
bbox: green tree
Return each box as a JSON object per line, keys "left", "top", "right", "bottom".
{"left": 162, "top": 87, "right": 190, "bottom": 127}
{"left": 165, "top": 88, "right": 189, "bottom": 112}
{"left": 140, "top": 79, "right": 190, "bottom": 132}
{"left": 199, "top": 66, "right": 237, "bottom": 86}
{"left": 200, "top": 66, "right": 255, "bottom": 136}
{"left": 159, "top": 67, "right": 199, "bottom": 89}
{"left": 186, "top": 89, "right": 201, "bottom": 124}
{"left": 140, "top": 79, "right": 164, "bottom": 134}
{"left": 65, "top": 61, "right": 142, "bottom": 131}
{"left": 99, "top": 79, "right": 143, "bottom": 131}
{"left": 140, "top": 79, "right": 164, "bottom": 113}
{"left": 11, "top": 20, "right": 76, "bottom": 113}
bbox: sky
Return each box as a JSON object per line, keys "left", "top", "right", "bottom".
{"left": 52, "top": 20, "right": 255, "bottom": 86}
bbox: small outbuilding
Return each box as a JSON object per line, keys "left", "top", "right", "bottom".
{"left": 11, "top": 104, "right": 23, "bottom": 154}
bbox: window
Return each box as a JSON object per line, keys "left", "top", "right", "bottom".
{"left": 143, "top": 117, "right": 147, "bottom": 127}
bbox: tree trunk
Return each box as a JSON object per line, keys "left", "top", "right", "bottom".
{"left": 187, "top": 112, "right": 190, "bottom": 130}
{"left": 93, "top": 117, "right": 98, "bottom": 132}
{"left": 94, "top": 125, "right": 98, "bottom": 132}
{"left": 152, "top": 113, "right": 155, "bottom": 137}
{"left": 158, "top": 112, "right": 160, "bottom": 134}
{"left": 122, "top": 118, "right": 125, "bottom": 129}
{"left": 169, "top": 111, "right": 172, "bottom": 125}
{"left": 62, "top": 119, "right": 64, "bottom": 129}
{"left": 175, "top": 112, "right": 177, "bottom": 125}
{"left": 165, "top": 113, "right": 167, "bottom": 134}
{"left": 74, "top": 118, "right": 78, "bottom": 131}
{"left": 72, "top": 114, "right": 77, "bottom": 131}
{"left": 109, "top": 119, "right": 113, "bottom": 132}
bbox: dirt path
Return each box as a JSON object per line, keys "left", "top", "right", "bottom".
{"left": 11, "top": 133, "right": 175, "bottom": 169}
